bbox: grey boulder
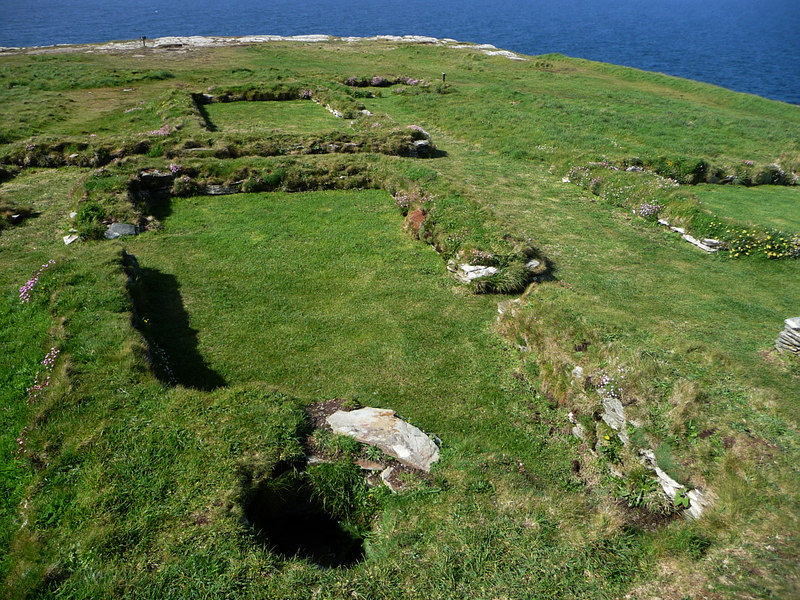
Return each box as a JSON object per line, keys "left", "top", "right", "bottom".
{"left": 105, "top": 223, "right": 138, "bottom": 239}
{"left": 327, "top": 407, "right": 439, "bottom": 472}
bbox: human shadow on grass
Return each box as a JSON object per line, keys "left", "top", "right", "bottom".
{"left": 135, "top": 267, "right": 226, "bottom": 390}
{"left": 195, "top": 102, "right": 218, "bottom": 132}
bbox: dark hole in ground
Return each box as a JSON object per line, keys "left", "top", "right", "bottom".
{"left": 244, "top": 473, "right": 365, "bottom": 569}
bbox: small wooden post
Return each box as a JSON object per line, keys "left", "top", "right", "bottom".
{"left": 442, "top": 72, "right": 446, "bottom": 83}
{"left": 141, "top": 36, "right": 147, "bottom": 48}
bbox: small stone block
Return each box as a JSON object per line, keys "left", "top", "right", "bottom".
{"left": 785, "top": 317, "right": 800, "bottom": 331}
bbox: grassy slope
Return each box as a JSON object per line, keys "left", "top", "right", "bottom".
{"left": 1, "top": 40, "right": 799, "bottom": 599}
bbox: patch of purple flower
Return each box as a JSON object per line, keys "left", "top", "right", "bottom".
{"left": 19, "top": 260, "right": 55, "bottom": 303}
{"left": 27, "top": 347, "right": 59, "bottom": 405}
{"left": 394, "top": 189, "right": 431, "bottom": 212}
{"left": 371, "top": 76, "right": 386, "bottom": 86}
{"left": 596, "top": 366, "right": 627, "bottom": 399}
{"left": 636, "top": 202, "right": 662, "bottom": 218}
{"left": 149, "top": 124, "right": 171, "bottom": 136}
{"left": 469, "top": 249, "right": 494, "bottom": 264}
{"left": 169, "top": 163, "right": 181, "bottom": 174}
{"left": 394, "top": 191, "right": 410, "bottom": 210}
{"left": 14, "top": 426, "right": 29, "bottom": 461}
{"left": 300, "top": 89, "right": 313, "bottom": 99}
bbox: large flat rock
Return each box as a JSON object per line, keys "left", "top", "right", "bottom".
{"left": 326, "top": 407, "right": 439, "bottom": 472}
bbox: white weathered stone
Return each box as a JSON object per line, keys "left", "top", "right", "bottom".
{"left": 657, "top": 218, "right": 670, "bottom": 226}
{"left": 670, "top": 226, "right": 686, "bottom": 234}
{"left": 686, "top": 489, "right": 713, "bottom": 520}
{"left": 63, "top": 234, "right": 79, "bottom": 245}
{"left": 449, "top": 263, "right": 498, "bottom": 284}
{"left": 327, "top": 407, "right": 439, "bottom": 472}
{"left": 601, "top": 396, "right": 625, "bottom": 431}
{"left": 571, "top": 366, "right": 584, "bottom": 381}
{"left": 525, "top": 258, "right": 542, "bottom": 270}
{"left": 69, "top": 211, "right": 77, "bottom": 219}
{"left": 701, "top": 238, "right": 722, "bottom": 248}
{"left": 639, "top": 449, "right": 710, "bottom": 519}
{"left": 562, "top": 176, "right": 570, "bottom": 183}
{"left": 785, "top": 317, "right": 800, "bottom": 331}
{"left": 682, "top": 233, "right": 718, "bottom": 253}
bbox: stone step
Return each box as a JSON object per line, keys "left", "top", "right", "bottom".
{"left": 779, "top": 329, "right": 800, "bottom": 345}
{"left": 776, "top": 339, "right": 800, "bottom": 354}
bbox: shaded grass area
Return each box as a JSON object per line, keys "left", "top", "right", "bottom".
{"left": 694, "top": 184, "right": 800, "bottom": 232}
{"left": 204, "top": 100, "right": 351, "bottom": 134}
{"left": 132, "top": 266, "right": 226, "bottom": 390}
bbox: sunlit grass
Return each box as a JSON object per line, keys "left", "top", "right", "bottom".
{"left": 694, "top": 184, "right": 800, "bottom": 232}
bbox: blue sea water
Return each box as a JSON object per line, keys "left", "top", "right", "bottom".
{"left": 1, "top": 0, "right": 798, "bottom": 105}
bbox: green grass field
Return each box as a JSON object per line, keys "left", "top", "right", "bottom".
{"left": 1, "top": 38, "right": 799, "bottom": 599}
{"left": 205, "top": 100, "right": 351, "bottom": 134}
{"left": 694, "top": 184, "right": 800, "bottom": 231}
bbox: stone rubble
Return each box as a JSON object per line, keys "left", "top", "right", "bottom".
{"left": 657, "top": 220, "right": 719, "bottom": 253}
{"left": 776, "top": 317, "right": 800, "bottom": 355}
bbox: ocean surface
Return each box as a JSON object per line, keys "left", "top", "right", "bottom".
{"left": 1, "top": 0, "right": 798, "bottom": 105}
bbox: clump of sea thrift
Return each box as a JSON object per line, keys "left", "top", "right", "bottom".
{"left": 19, "top": 260, "right": 55, "bottom": 303}
{"left": 635, "top": 202, "right": 662, "bottom": 218}
{"left": 14, "top": 426, "right": 29, "bottom": 461}
{"left": 596, "top": 365, "right": 627, "bottom": 399}
{"left": 149, "top": 124, "right": 171, "bottom": 136}
{"left": 394, "top": 189, "right": 431, "bottom": 212}
{"left": 27, "top": 347, "right": 60, "bottom": 405}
